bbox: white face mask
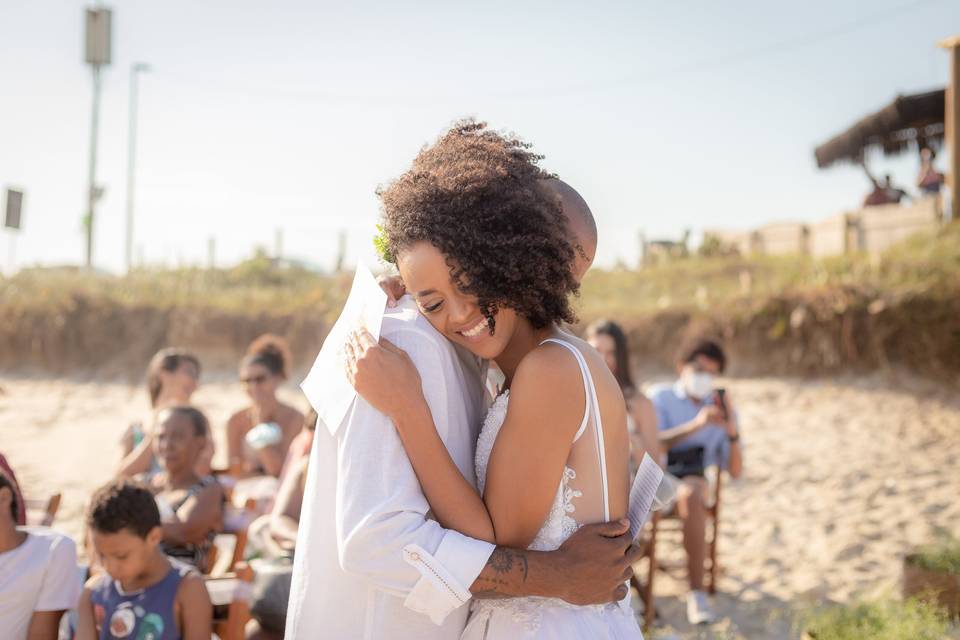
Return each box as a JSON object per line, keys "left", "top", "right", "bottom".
{"left": 683, "top": 370, "right": 714, "bottom": 399}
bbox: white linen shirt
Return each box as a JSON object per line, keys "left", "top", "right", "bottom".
{"left": 0, "top": 527, "right": 82, "bottom": 640}
{"left": 285, "top": 297, "right": 495, "bottom": 640}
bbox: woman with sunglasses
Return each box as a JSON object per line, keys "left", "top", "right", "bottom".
{"left": 226, "top": 335, "right": 304, "bottom": 478}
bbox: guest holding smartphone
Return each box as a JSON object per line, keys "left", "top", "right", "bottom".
{"left": 648, "top": 338, "right": 742, "bottom": 625}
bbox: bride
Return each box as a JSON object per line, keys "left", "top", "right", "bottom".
{"left": 344, "top": 121, "right": 643, "bottom": 639}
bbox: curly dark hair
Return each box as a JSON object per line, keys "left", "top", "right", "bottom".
{"left": 87, "top": 478, "right": 161, "bottom": 538}
{"left": 678, "top": 338, "right": 727, "bottom": 373}
{"left": 159, "top": 405, "right": 210, "bottom": 439}
{"left": 0, "top": 471, "right": 18, "bottom": 522}
{"left": 242, "top": 333, "right": 291, "bottom": 379}
{"left": 377, "top": 120, "right": 578, "bottom": 330}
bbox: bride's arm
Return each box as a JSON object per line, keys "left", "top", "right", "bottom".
{"left": 477, "top": 346, "right": 585, "bottom": 548}
{"left": 347, "top": 331, "right": 584, "bottom": 549}
{"left": 346, "top": 330, "right": 496, "bottom": 542}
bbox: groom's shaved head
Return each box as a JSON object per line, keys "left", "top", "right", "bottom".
{"left": 539, "top": 179, "right": 597, "bottom": 281}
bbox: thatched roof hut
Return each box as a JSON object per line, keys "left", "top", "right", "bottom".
{"left": 814, "top": 88, "right": 945, "bottom": 169}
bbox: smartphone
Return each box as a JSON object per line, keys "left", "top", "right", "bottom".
{"left": 714, "top": 388, "right": 729, "bottom": 421}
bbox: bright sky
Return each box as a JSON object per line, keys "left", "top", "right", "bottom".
{"left": 2, "top": 0, "right": 958, "bottom": 273}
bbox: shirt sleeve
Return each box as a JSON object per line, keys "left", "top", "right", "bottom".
{"left": 35, "top": 533, "right": 82, "bottom": 612}
{"left": 652, "top": 391, "right": 672, "bottom": 434}
{"left": 335, "top": 325, "right": 494, "bottom": 626}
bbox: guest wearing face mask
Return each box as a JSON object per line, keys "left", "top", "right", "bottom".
{"left": 648, "top": 338, "right": 742, "bottom": 626}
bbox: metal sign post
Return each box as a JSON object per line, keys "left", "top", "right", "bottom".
{"left": 4, "top": 188, "right": 23, "bottom": 275}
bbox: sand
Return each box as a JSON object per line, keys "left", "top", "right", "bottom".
{"left": 1, "top": 372, "right": 958, "bottom": 639}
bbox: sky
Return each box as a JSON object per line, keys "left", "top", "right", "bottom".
{"left": 1, "top": 0, "right": 958, "bottom": 273}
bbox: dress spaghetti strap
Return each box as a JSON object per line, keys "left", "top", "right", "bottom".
{"left": 539, "top": 337, "right": 610, "bottom": 521}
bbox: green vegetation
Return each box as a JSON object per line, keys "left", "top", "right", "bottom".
{"left": 911, "top": 533, "right": 960, "bottom": 574}
{"left": 0, "top": 249, "right": 347, "bottom": 321}
{"left": 581, "top": 224, "right": 960, "bottom": 319}
{"left": 802, "top": 599, "right": 952, "bottom": 640}
{"left": 2, "top": 226, "right": 957, "bottom": 321}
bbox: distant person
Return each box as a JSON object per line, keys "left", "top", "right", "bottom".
{"left": 147, "top": 406, "right": 224, "bottom": 571}
{"left": 76, "top": 478, "right": 212, "bottom": 640}
{"left": 0, "top": 470, "right": 82, "bottom": 640}
{"left": 226, "top": 335, "right": 304, "bottom": 478}
{"left": 881, "top": 174, "right": 909, "bottom": 204}
{"left": 649, "top": 339, "right": 743, "bottom": 625}
{"left": 277, "top": 408, "right": 316, "bottom": 487}
{"left": 243, "top": 413, "right": 316, "bottom": 640}
{"left": 917, "top": 148, "right": 944, "bottom": 196}
{"left": 0, "top": 452, "right": 26, "bottom": 525}
{"left": 585, "top": 320, "right": 663, "bottom": 469}
{"left": 863, "top": 177, "right": 891, "bottom": 207}
{"left": 117, "top": 349, "right": 214, "bottom": 478}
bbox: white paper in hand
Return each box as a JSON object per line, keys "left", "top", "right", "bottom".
{"left": 628, "top": 453, "right": 664, "bottom": 540}
{"left": 300, "top": 263, "right": 387, "bottom": 436}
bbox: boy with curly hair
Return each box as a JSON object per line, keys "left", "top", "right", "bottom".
{"left": 76, "top": 478, "right": 211, "bottom": 640}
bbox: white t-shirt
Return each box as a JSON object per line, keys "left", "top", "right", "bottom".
{"left": 0, "top": 527, "right": 82, "bottom": 640}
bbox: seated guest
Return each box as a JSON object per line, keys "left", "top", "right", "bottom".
{"left": 147, "top": 406, "right": 224, "bottom": 571}
{"left": 586, "top": 320, "right": 662, "bottom": 468}
{"left": 0, "top": 452, "right": 26, "bottom": 525}
{"left": 76, "top": 478, "right": 212, "bottom": 640}
{"left": 243, "top": 417, "right": 314, "bottom": 640}
{"left": 248, "top": 411, "right": 315, "bottom": 560}
{"left": 649, "top": 338, "right": 743, "bottom": 625}
{"left": 226, "top": 335, "right": 304, "bottom": 478}
{"left": 117, "top": 348, "right": 214, "bottom": 478}
{"left": 0, "top": 471, "right": 82, "bottom": 640}
{"left": 277, "top": 408, "right": 316, "bottom": 487}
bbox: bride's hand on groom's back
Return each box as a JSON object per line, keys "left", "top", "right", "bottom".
{"left": 553, "top": 519, "right": 642, "bottom": 605}
{"left": 344, "top": 328, "right": 424, "bottom": 421}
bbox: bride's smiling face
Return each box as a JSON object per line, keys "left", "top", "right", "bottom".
{"left": 397, "top": 241, "right": 518, "bottom": 360}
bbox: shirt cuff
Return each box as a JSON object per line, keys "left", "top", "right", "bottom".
{"left": 402, "top": 531, "right": 495, "bottom": 625}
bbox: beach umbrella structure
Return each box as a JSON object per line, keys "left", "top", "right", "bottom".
{"left": 813, "top": 34, "right": 960, "bottom": 223}
{"left": 813, "top": 89, "right": 945, "bottom": 169}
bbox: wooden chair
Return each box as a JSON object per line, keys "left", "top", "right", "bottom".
{"left": 630, "top": 511, "right": 661, "bottom": 631}
{"left": 25, "top": 493, "right": 62, "bottom": 527}
{"left": 632, "top": 469, "right": 723, "bottom": 630}
{"left": 207, "top": 562, "right": 254, "bottom": 640}
{"left": 207, "top": 498, "right": 259, "bottom": 576}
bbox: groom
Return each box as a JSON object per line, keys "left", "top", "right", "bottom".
{"left": 286, "top": 179, "right": 639, "bottom": 639}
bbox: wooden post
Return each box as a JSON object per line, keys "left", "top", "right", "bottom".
{"left": 939, "top": 36, "right": 960, "bottom": 222}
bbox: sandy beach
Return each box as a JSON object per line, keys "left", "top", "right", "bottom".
{"left": 1, "top": 372, "right": 958, "bottom": 639}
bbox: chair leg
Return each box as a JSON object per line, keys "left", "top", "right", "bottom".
{"left": 708, "top": 510, "right": 719, "bottom": 595}
{"left": 642, "top": 514, "right": 658, "bottom": 631}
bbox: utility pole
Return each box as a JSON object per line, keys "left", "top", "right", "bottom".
{"left": 125, "top": 62, "right": 150, "bottom": 273}
{"left": 83, "top": 7, "right": 111, "bottom": 269}
{"left": 939, "top": 35, "right": 960, "bottom": 222}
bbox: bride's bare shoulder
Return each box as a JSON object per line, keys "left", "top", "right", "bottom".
{"left": 506, "top": 341, "right": 587, "bottom": 435}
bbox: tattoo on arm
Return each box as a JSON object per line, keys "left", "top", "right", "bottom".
{"left": 471, "top": 547, "right": 529, "bottom": 600}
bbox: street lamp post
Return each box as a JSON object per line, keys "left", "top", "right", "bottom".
{"left": 125, "top": 62, "right": 150, "bottom": 273}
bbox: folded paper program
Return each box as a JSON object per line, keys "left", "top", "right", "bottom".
{"left": 628, "top": 453, "right": 665, "bottom": 540}
{"left": 300, "top": 263, "right": 387, "bottom": 436}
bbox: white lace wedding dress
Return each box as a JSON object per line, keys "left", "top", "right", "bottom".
{"left": 462, "top": 337, "right": 643, "bottom": 639}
